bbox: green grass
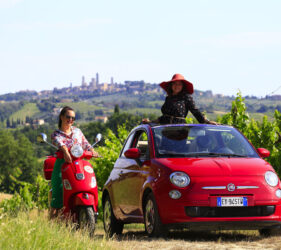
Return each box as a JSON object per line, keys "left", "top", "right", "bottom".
{"left": 0, "top": 210, "right": 146, "bottom": 250}
{"left": 0, "top": 211, "right": 111, "bottom": 250}
{"left": 9, "top": 103, "right": 40, "bottom": 122}
{"left": 1, "top": 210, "right": 280, "bottom": 249}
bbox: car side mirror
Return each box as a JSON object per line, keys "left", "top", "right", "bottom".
{"left": 124, "top": 148, "right": 141, "bottom": 159}
{"left": 257, "top": 148, "right": 270, "bottom": 158}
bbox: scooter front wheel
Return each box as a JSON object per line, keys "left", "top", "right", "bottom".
{"left": 78, "top": 206, "right": 95, "bottom": 236}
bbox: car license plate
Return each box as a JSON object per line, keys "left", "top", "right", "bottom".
{"left": 217, "top": 197, "right": 247, "bottom": 207}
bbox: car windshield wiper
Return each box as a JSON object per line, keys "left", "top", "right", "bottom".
{"left": 183, "top": 152, "right": 247, "bottom": 158}
{"left": 158, "top": 151, "right": 187, "bottom": 157}
{"left": 158, "top": 151, "right": 247, "bottom": 158}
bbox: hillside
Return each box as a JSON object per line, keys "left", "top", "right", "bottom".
{"left": 1, "top": 83, "right": 281, "bottom": 128}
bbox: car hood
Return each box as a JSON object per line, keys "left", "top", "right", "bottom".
{"left": 153, "top": 157, "right": 273, "bottom": 177}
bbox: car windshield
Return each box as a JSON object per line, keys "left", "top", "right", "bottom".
{"left": 152, "top": 125, "right": 259, "bottom": 158}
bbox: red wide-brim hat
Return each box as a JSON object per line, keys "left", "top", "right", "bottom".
{"left": 160, "top": 73, "right": 194, "bottom": 94}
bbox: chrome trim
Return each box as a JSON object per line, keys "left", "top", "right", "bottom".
{"left": 202, "top": 185, "right": 259, "bottom": 190}
{"left": 202, "top": 186, "right": 226, "bottom": 190}
{"left": 236, "top": 186, "right": 259, "bottom": 189}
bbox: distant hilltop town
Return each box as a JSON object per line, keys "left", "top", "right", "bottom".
{"left": 0, "top": 72, "right": 216, "bottom": 102}
{"left": 0, "top": 72, "right": 281, "bottom": 102}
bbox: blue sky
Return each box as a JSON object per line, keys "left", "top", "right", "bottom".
{"left": 0, "top": 0, "right": 281, "bottom": 97}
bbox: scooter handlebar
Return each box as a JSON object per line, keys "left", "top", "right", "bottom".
{"left": 55, "top": 149, "right": 98, "bottom": 160}
{"left": 83, "top": 150, "right": 94, "bottom": 159}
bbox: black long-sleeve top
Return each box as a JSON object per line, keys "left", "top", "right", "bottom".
{"left": 158, "top": 93, "right": 208, "bottom": 124}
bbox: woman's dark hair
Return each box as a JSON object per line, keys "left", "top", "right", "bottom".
{"left": 167, "top": 82, "right": 187, "bottom": 96}
{"left": 58, "top": 106, "right": 74, "bottom": 128}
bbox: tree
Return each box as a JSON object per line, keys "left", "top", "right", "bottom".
{"left": 0, "top": 130, "right": 41, "bottom": 193}
{"left": 0, "top": 131, "right": 22, "bottom": 192}
{"left": 114, "top": 104, "right": 120, "bottom": 114}
{"left": 6, "top": 119, "right": 10, "bottom": 128}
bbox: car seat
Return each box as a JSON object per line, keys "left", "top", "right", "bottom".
{"left": 195, "top": 135, "right": 212, "bottom": 152}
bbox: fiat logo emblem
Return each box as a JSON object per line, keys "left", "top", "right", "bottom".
{"left": 227, "top": 183, "right": 235, "bottom": 192}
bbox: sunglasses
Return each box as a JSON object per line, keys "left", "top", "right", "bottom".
{"left": 65, "top": 115, "right": 75, "bottom": 121}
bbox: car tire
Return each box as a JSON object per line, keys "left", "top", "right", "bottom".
{"left": 144, "top": 192, "right": 167, "bottom": 237}
{"left": 103, "top": 195, "right": 124, "bottom": 238}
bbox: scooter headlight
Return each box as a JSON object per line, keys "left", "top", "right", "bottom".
{"left": 265, "top": 171, "right": 279, "bottom": 187}
{"left": 70, "top": 144, "right": 83, "bottom": 158}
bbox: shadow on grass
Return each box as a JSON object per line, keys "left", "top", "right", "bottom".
{"left": 108, "top": 229, "right": 263, "bottom": 243}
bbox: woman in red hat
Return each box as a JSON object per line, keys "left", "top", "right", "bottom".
{"left": 143, "top": 74, "right": 217, "bottom": 124}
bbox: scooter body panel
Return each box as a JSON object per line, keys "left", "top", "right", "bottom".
{"left": 61, "top": 159, "right": 98, "bottom": 215}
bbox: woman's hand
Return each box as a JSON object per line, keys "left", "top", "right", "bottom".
{"left": 142, "top": 118, "right": 159, "bottom": 124}
{"left": 208, "top": 120, "right": 218, "bottom": 125}
{"left": 90, "top": 148, "right": 99, "bottom": 158}
{"left": 61, "top": 145, "right": 72, "bottom": 163}
{"left": 142, "top": 118, "right": 150, "bottom": 124}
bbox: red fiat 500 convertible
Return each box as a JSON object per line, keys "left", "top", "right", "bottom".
{"left": 102, "top": 124, "right": 281, "bottom": 237}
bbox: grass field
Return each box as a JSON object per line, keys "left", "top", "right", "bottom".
{"left": 9, "top": 103, "right": 40, "bottom": 122}
{"left": 125, "top": 108, "right": 162, "bottom": 116}
{"left": 58, "top": 102, "right": 106, "bottom": 113}
{"left": 1, "top": 210, "right": 281, "bottom": 249}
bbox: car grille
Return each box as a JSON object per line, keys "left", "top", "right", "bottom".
{"left": 185, "top": 206, "right": 275, "bottom": 218}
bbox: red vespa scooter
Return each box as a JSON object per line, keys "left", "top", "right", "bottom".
{"left": 37, "top": 133, "right": 102, "bottom": 235}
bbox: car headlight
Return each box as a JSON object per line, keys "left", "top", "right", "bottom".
{"left": 265, "top": 171, "right": 279, "bottom": 187}
{"left": 70, "top": 144, "right": 83, "bottom": 158}
{"left": 170, "top": 172, "right": 190, "bottom": 188}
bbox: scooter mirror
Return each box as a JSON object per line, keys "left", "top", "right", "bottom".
{"left": 37, "top": 133, "right": 47, "bottom": 143}
{"left": 95, "top": 133, "right": 102, "bottom": 143}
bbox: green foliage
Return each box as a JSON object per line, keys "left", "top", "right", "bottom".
{"left": 218, "top": 91, "right": 281, "bottom": 175}
{"left": 91, "top": 124, "right": 129, "bottom": 188}
{"left": 0, "top": 130, "right": 41, "bottom": 193}
{"left": 218, "top": 91, "right": 249, "bottom": 131}
{"left": 0, "top": 175, "right": 49, "bottom": 215}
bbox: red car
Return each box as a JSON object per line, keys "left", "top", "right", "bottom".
{"left": 102, "top": 124, "right": 281, "bottom": 237}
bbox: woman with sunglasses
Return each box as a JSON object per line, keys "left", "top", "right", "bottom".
{"left": 50, "top": 106, "right": 98, "bottom": 218}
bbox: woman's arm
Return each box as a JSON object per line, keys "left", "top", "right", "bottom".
{"left": 51, "top": 131, "right": 73, "bottom": 163}
{"left": 185, "top": 94, "right": 217, "bottom": 124}
{"left": 61, "top": 145, "right": 72, "bottom": 163}
{"left": 79, "top": 129, "right": 99, "bottom": 158}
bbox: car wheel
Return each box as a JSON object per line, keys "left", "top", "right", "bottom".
{"left": 103, "top": 195, "right": 124, "bottom": 238}
{"left": 144, "top": 193, "right": 167, "bottom": 237}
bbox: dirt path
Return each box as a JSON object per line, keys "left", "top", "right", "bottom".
{"left": 0, "top": 193, "right": 12, "bottom": 203}
{"left": 94, "top": 227, "right": 281, "bottom": 250}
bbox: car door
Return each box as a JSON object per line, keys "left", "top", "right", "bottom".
{"left": 113, "top": 129, "right": 151, "bottom": 220}
{"left": 110, "top": 131, "right": 134, "bottom": 220}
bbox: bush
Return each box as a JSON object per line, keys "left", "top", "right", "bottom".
{"left": 218, "top": 91, "right": 281, "bottom": 175}
{"left": 0, "top": 176, "right": 49, "bottom": 216}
